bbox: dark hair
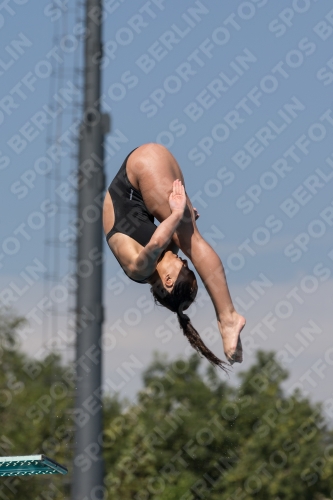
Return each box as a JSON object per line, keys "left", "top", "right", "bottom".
{"left": 151, "top": 271, "right": 229, "bottom": 372}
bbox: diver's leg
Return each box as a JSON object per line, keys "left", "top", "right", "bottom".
{"left": 127, "top": 143, "right": 185, "bottom": 223}
{"left": 127, "top": 143, "right": 245, "bottom": 365}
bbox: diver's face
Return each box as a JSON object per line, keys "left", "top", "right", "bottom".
{"left": 157, "top": 252, "right": 190, "bottom": 292}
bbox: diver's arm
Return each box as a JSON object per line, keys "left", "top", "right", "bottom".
{"left": 134, "top": 211, "right": 183, "bottom": 272}
{"left": 133, "top": 180, "right": 186, "bottom": 274}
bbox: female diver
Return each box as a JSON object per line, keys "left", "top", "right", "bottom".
{"left": 103, "top": 143, "right": 245, "bottom": 371}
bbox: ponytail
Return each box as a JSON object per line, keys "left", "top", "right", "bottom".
{"left": 150, "top": 270, "right": 229, "bottom": 371}
{"left": 177, "top": 311, "right": 229, "bottom": 372}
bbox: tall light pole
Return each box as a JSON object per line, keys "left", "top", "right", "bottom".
{"left": 72, "top": 1, "right": 109, "bottom": 498}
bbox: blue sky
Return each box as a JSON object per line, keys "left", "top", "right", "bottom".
{"left": 1, "top": 0, "right": 333, "bottom": 406}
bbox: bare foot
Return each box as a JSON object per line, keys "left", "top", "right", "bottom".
{"left": 218, "top": 312, "right": 246, "bottom": 365}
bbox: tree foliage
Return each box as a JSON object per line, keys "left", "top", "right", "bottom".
{"left": 1, "top": 309, "right": 333, "bottom": 499}
{"left": 0, "top": 310, "right": 74, "bottom": 499}
{"left": 104, "top": 352, "right": 333, "bottom": 500}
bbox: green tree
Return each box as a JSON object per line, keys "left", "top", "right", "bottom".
{"left": 103, "top": 351, "right": 333, "bottom": 500}
{"left": 0, "top": 309, "right": 123, "bottom": 500}
{"left": 2, "top": 308, "right": 333, "bottom": 500}
{"left": 0, "top": 310, "right": 72, "bottom": 499}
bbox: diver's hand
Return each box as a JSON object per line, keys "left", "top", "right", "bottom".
{"left": 169, "top": 179, "right": 186, "bottom": 217}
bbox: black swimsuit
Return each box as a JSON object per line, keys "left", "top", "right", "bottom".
{"left": 105, "top": 149, "right": 157, "bottom": 283}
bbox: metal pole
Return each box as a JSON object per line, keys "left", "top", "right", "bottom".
{"left": 72, "top": 1, "right": 108, "bottom": 498}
